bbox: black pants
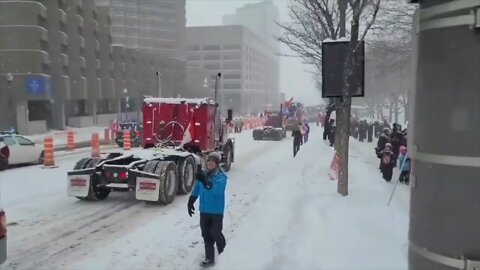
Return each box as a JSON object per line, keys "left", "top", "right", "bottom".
{"left": 382, "top": 167, "right": 393, "bottom": 182}
{"left": 328, "top": 129, "right": 335, "bottom": 146}
{"left": 200, "top": 213, "right": 226, "bottom": 262}
{"left": 293, "top": 141, "right": 301, "bottom": 157}
{"left": 323, "top": 127, "right": 330, "bottom": 140}
{"left": 399, "top": 171, "right": 410, "bottom": 184}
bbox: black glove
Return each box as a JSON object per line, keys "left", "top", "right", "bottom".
{"left": 195, "top": 167, "right": 212, "bottom": 190}
{"left": 188, "top": 196, "right": 197, "bottom": 217}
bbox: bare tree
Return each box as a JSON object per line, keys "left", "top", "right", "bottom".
{"left": 278, "top": 0, "right": 381, "bottom": 196}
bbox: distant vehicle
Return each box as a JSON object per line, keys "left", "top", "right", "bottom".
{"left": 0, "top": 209, "right": 6, "bottom": 265}
{"left": 0, "top": 132, "right": 43, "bottom": 167}
{"left": 115, "top": 122, "right": 143, "bottom": 148}
{"left": 253, "top": 106, "right": 286, "bottom": 141}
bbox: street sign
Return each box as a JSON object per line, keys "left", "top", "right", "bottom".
{"left": 322, "top": 40, "right": 365, "bottom": 98}
{"left": 26, "top": 76, "right": 49, "bottom": 95}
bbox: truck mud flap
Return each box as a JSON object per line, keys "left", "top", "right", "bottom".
{"left": 132, "top": 170, "right": 160, "bottom": 202}
{"left": 67, "top": 168, "right": 96, "bottom": 197}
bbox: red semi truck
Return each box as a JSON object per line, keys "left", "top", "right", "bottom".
{"left": 67, "top": 96, "right": 235, "bottom": 205}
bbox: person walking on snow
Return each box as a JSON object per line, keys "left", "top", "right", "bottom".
{"left": 292, "top": 124, "right": 303, "bottom": 157}
{"left": 302, "top": 122, "right": 310, "bottom": 143}
{"left": 398, "top": 146, "right": 411, "bottom": 185}
{"left": 188, "top": 153, "right": 227, "bottom": 267}
{"left": 378, "top": 143, "right": 396, "bottom": 182}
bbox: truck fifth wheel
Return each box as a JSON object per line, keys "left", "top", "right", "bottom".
{"left": 67, "top": 97, "right": 235, "bottom": 205}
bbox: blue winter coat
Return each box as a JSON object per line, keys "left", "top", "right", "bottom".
{"left": 398, "top": 154, "right": 411, "bottom": 172}
{"left": 191, "top": 170, "right": 228, "bottom": 215}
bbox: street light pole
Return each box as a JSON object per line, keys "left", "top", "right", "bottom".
{"left": 156, "top": 71, "right": 162, "bottom": 97}
{"left": 6, "top": 73, "right": 14, "bottom": 129}
{"left": 123, "top": 88, "right": 128, "bottom": 122}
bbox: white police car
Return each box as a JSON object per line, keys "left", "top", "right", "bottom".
{"left": 0, "top": 132, "right": 44, "bottom": 167}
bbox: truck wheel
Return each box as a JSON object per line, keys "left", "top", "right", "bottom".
{"left": 76, "top": 158, "right": 110, "bottom": 201}
{"left": 155, "top": 161, "right": 178, "bottom": 205}
{"left": 143, "top": 160, "right": 159, "bottom": 174}
{"left": 73, "top": 158, "right": 91, "bottom": 170}
{"left": 222, "top": 145, "right": 233, "bottom": 172}
{"left": 177, "top": 156, "right": 195, "bottom": 195}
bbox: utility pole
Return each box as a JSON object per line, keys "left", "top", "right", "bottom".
{"left": 6, "top": 73, "right": 14, "bottom": 129}
{"left": 408, "top": 0, "right": 480, "bottom": 269}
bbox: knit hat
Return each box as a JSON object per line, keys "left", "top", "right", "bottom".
{"left": 207, "top": 153, "right": 221, "bottom": 166}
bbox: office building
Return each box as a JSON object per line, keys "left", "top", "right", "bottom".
{"left": 0, "top": 0, "right": 187, "bottom": 133}
{"left": 186, "top": 25, "right": 280, "bottom": 115}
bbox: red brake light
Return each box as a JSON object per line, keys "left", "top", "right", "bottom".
{"left": 0, "top": 210, "right": 6, "bottom": 239}
{"left": 120, "top": 172, "right": 128, "bottom": 180}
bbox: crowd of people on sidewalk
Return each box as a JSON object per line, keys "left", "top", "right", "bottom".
{"left": 374, "top": 123, "right": 410, "bottom": 184}
{"left": 318, "top": 104, "right": 411, "bottom": 185}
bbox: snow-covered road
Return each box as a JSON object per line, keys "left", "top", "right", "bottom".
{"left": 0, "top": 127, "right": 409, "bottom": 270}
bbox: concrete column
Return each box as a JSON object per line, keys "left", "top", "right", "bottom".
{"left": 50, "top": 100, "right": 66, "bottom": 130}
{"left": 409, "top": 0, "right": 480, "bottom": 269}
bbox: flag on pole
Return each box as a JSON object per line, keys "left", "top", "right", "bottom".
{"left": 179, "top": 109, "right": 195, "bottom": 148}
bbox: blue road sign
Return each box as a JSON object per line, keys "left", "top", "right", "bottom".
{"left": 26, "top": 76, "right": 49, "bottom": 95}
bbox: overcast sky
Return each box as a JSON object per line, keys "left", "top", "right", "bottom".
{"left": 185, "top": 0, "right": 322, "bottom": 105}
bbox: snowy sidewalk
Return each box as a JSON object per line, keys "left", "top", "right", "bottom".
{"left": 216, "top": 128, "right": 409, "bottom": 270}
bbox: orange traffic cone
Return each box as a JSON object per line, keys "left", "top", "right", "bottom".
{"left": 92, "top": 133, "right": 100, "bottom": 158}
{"left": 104, "top": 128, "right": 110, "bottom": 145}
{"left": 123, "top": 130, "right": 131, "bottom": 150}
{"left": 42, "top": 136, "right": 58, "bottom": 168}
{"left": 67, "top": 131, "right": 75, "bottom": 151}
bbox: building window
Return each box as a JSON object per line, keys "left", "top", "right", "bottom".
{"left": 188, "top": 45, "right": 200, "bottom": 51}
{"left": 224, "top": 82, "right": 241, "bottom": 89}
{"left": 203, "top": 53, "right": 220, "bottom": 60}
{"left": 187, "top": 54, "right": 201, "bottom": 61}
{"left": 203, "top": 45, "right": 220, "bottom": 51}
{"left": 204, "top": 63, "right": 220, "bottom": 70}
{"left": 223, "top": 61, "right": 241, "bottom": 70}
{"left": 223, "top": 44, "right": 241, "bottom": 50}
{"left": 223, "top": 52, "right": 242, "bottom": 60}
{"left": 223, "top": 74, "right": 241, "bottom": 80}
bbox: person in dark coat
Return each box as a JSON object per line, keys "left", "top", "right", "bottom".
{"left": 352, "top": 120, "right": 359, "bottom": 139}
{"left": 375, "top": 128, "right": 391, "bottom": 170}
{"left": 323, "top": 111, "right": 331, "bottom": 140}
{"left": 390, "top": 123, "right": 404, "bottom": 166}
{"left": 328, "top": 119, "right": 336, "bottom": 147}
{"left": 188, "top": 153, "right": 228, "bottom": 267}
{"left": 374, "top": 121, "right": 381, "bottom": 138}
{"left": 378, "top": 143, "right": 396, "bottom": 182}
{"left": 359, "top": 120, "right": 368, "bottom": 142}
{"left": 367, "top": 122, "right": 374, "bottom": 142}
{"left": 292, "top": 124, "right": 303, "bottom": 157}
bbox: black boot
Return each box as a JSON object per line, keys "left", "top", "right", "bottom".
{"left": 200, "top": 258, "right": 215, "bottom": 267}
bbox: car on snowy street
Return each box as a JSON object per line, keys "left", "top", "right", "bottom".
{"left": 0, "top": 209, "right": 6, "bottom": 265}
{"left": 0, "top": 133, "right": 44, "bottom": 167}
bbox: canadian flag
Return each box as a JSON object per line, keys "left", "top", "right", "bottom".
{"left": 179, "top": 109, "right": 195, "bottom": 148}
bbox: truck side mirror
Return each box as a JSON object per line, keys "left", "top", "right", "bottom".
{"left": 227, "top": 109, "right": 233, "bottom": 121}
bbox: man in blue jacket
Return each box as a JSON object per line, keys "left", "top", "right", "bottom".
{"left": 188, "top": 153, "right": 228, "bottom": 267}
